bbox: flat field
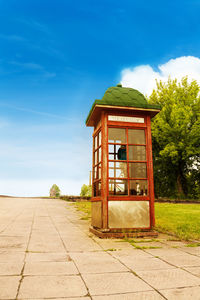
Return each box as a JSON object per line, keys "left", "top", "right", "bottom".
{"left": 155, "top": 202, "right": 200, "bottom": 241}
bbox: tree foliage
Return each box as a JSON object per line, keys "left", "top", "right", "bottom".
{"left": 49, "top": 184, "right": 61, "bottom": 198}
{"left": 148, "top": 77, "right": 200, "bottom": 198}
{"left": 80, "top": 184, "right": 92, "bottom": 197}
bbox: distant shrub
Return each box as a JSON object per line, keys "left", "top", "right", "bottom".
{"left": 49, "top": 184, "right": 61, "bottom": 198}
{"left": 80, "top": 184, "right": 92, "bottom": 197}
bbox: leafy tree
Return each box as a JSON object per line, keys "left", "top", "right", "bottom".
{"left": 49, "top": 184, "right": 61, "bottom": 198}
{"left": 148, "top": 77, "right": 200, "bottom": 198}
{"left": 80, "top": 184, "right": 92, "bottom": 197}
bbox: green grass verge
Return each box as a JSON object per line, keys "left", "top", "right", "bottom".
{"left": 72, "top": 201, "right": 200, "bottom": 241}
{"left": 155, "top": 203, "right": 200, "bottom": 241}
{"left": 74, "top": 201, "right": 91, "bottom": 220}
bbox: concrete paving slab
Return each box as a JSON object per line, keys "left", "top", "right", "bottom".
{"left": 161, "top": 253, "right": 200, "bottom": 267}
{"left": 82, "top": 272, "right": 153, "bottom": 295}
{"left": 0, "top": 276, "right": 21, "bottom": 299}
{"left": 25, "top": 252, "right": 71, "bottom": 262}
{"left": 180, "top": 246, "right": 200, "bottom": 256}
{"left": 137, "top": 268, "right": 200, "bottom": 289}
{"left": 0, "top": 262, "right": 23, "bottom": 275}
{"left": 28, "top": 238, "right": 66, "bottom": 252}
{"left": 144, "top": 247, "right": 185, "bottom": 257}
{"left": 184, "top": 266, "right": 200, "bottom": 277}
{"left": 131, "top": 241, "right": 164, "bottom": 249}
{"left": 0, "top": 250, "right": 25, "bottom": 262}
{"left": 70, "top": 251, "right": 128, "bottom": 273}
{"left": 110, "top": 249, "right": 153, "bottom": 260}
{"left": 19, "top": 298, "right": 91, "bottom": 300}
{"left": 63, "top": 238, "right": 102, "bottom": 252}
{"left": 92, "top": 291, "right": 165, "bottom": 299}
{"left": 160, "top": 286, "right": 200, "bottom": 299}
{"left": 0, "top": 236, "right": 27, "bottom": 251}
{"left": 18, "top": 275, "right": 88, "bottom": 298}
{"left": 24, "top": 261, "right": 78, "bottom": 275}
{"left": 161, "top": 240, "right": 189, "bottom": 248}
{"left": 94, "top": 239, "right": 134, "bottom": 250}
{"left": 117, "top": 256, "right": 174, "bottom": 271}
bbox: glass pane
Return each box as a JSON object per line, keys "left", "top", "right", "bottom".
{"left": 109, "top": 153, "right": 115, "bottom": 160}
{"left": 109, "top": 144, "right": 114, "bottom": 153}
{"left": 129, "top": 180, "right": 148, "bottom": 196}
{"left": 128, "top": 129, "right": 145, "bottom": 144}
{"left": 117, "top": 145, "right": 127, "bottom": 160}
{"left": 129, "top": 146, "right": 146, "bottom": 161}
{"left": 94, "top": 166, "right": 97, "bottom": 180}
{"left": 109, "top": 179, "right": 128, "bottom": 195}
{"left": 129, "top": 163, "right": 147, "bottom": 178}
{"left": 108, "top": 128, "right": 126, "bottom": 143}
{"left": 94, "top": 164, "right": 101, "bottom": 180}
{"left": 94, "top": 151, "right": 98, "bottom": 165}
{"left": 109, "top": 144, "right": 126, "bottom": 161}
{"left": 98, "top": 147, "right": 101, "bottom": 163}
{"left": 99, "top": 164, "right": 101, "bottom": 179}
{"left": 94, "top": 181, "right": 101, "bottom": 197}
{"left": 94, "top": 135, "right": 98, "bottom": 149}
{"left": 99, "top": 131, "right": 101, "bottom": 146}
{"left": 109, "top": 162, "right": 127, "bottom": 178}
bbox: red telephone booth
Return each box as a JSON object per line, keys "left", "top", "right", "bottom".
{"left": 86, "top": 84, "right": 161, "bottom": 238}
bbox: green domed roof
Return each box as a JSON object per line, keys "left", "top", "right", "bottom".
{"left": 86, "top": 84, "right": 161, "bottom": 125}
{"left": 101, "top": 85, "right": 150, "bottom": 108}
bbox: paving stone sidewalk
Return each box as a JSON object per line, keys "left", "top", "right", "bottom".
{"left": 0, "top": 197, "right": 200, "bottom": 300}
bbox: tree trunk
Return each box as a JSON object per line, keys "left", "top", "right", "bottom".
{"left": 177, "top": 173, "right": 185, "bottom": 197}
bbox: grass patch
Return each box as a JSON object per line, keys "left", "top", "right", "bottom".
{"left": 73, "top": 201, "right": 91, "bottom": 220}
{"left": 128, "top": 242, "right": 161, "bottom": 250}
{"left": 155, "top": 203, "right": 200, "bottom": 241}
{"left": 80, "top": 216, "right": 90, "bottom": 220}
{"left": 104, "top": 248, "right": 118, "bottom": 251}
{"left": 133, "top": 245, "right": 162, "bottom": 250}
{"left": 186, "top": 243, "right": 200, "bottom": 247}
{"left": 123, "top": 238, "right": 162, "bottom": 249}
{"left": 128, "top": 238, "right": 160, "bottom": 243}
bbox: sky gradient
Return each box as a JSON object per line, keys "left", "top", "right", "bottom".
{"left": 0, "top": 0, "right": 200, "bottom": 196}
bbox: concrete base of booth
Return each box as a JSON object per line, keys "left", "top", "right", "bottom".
{"left": 89, "top": 227, "right": 158, "bottom": 239}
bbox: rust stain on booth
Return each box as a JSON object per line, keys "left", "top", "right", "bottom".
{"left": 86, "top": 84, "right": 161, "bottom": 238}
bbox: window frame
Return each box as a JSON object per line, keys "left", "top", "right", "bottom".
{"left": 107, "top": 125, "right": 149, "bottom": 198}
{"left": 93, "top": 129, "right": 102, "bottom": 197}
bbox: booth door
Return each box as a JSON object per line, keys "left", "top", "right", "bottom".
{"left": 108, "top": 127, "right": 150, "bottom": 229}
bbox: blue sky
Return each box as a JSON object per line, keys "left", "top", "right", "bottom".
{"left": 0, "top": 0, "right": 200, "bottom": 196}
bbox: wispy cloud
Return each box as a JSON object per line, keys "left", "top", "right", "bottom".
{"left": 0, "top": 33, "right": 27, "bottom": 42}
{"left": 42, "top": 71, "right": 56, "bottom": 78}
{"left": 0, "top": 103, "right": 70, "bottom": 120}
{"left": 8, "top": 60, "right": 56, "bottom": 79}
{"left": 17, "top": 18, "right": 51, "bottom": 35}
{"left": 9, "top": 61, "right": 43, "bottom": 70}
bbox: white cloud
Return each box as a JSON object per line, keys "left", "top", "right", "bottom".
{"left": 121, "top": 56, "right": 200, "bottom": 95}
